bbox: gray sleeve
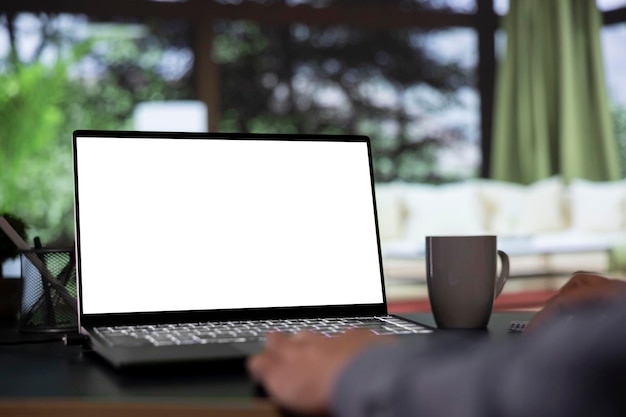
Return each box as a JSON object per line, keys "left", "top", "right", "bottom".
{"left": 331, "top": 302, "right": 626, "bottom": 417}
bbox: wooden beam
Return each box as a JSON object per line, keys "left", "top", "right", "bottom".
{"left": 1, "top": 0, "right": 475, "bottom": 29}
{"left": 192, "top": 19, "right": 220, "bottom": 132}
{"left": 603, "top": 6, "right": 626, "bottom": 25}
{"left": 476, "top": 0, "right": 497, "bottom": 179}
{"left": 1, "top": 0, "right": 192, "bottom": 20}
{"left": 204, "top": 3, "right": 475, "bottom": 29}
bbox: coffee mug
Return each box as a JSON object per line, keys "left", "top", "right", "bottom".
{"left": 426, "top": 235, "right": 509, "bottom": 329}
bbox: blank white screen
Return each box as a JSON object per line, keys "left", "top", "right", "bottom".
{"left": 75, "top": 136, "right": 384, "bottom": 314}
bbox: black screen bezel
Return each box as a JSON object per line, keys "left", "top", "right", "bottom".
{"left": 72, "top": 130, "right": 389, "bottom": 329}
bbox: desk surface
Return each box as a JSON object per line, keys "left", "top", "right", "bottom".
{"left": 0, "top": 311, "right": 534, "bottom": 414}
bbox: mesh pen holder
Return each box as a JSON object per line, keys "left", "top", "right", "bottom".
{"left": 19, "top": 249, "right": 78, "bottom": 333}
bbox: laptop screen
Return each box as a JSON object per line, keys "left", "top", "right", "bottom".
{"left": 73, "top": 132, "right": 385, "bottom": 317}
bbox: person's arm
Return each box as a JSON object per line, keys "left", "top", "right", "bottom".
{"left": 248, "top": 300, "right": 626, "bottom": 417}
{"left": 333, "top": 300, "right": 626, "bottom": 417}
{"left": 527, "top": 272, "right": 626, "bottom": 330}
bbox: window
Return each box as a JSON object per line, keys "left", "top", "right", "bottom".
{"left": 601, "top": 22, "right": 626, "bottom": 174}
{"left": 598, "top": 0, "right": 626, "bottom": 175}
{"left": 1, "top": 1, "right": 481, "bottom": 244}
{"left": 597, "top": 0, "right": 626, "bottom": 11}
{"left": 216, "top": 20, "right": 480, "bottom": 182}
{"left": 0, "top": 13, "right": 193, "bottom": 244}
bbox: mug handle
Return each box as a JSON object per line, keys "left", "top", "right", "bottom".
{"left": 495, "top": 250, "right": 509, "bottom": 297}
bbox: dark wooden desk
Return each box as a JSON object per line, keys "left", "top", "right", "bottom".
{"left": 0, "top": 311, "right": 534, "bottom": 416}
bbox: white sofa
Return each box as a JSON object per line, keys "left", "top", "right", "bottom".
{"left": 376, "top": 176, "right": 626, "bottom": 282}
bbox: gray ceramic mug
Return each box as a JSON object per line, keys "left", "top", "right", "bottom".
{"left": 426, "top": 235, "right": 509, "bottom": 329}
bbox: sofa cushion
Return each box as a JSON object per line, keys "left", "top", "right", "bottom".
{"left": 569, "top": 178, "right": 626, "bottom": 233}
{"left": 478, "top": 179, "right": 526, "bottom": 235}
{"left": 402, "top": 181, "right": 486, "bottom": 240}
{"left": 518, "top": 176, "right": 567, "bottom": 234}
{"left": 479, "top": 176, "right": 566, "bottom": 236}
{"left": 375, "top": 183, "right": 405, "bottom": 240}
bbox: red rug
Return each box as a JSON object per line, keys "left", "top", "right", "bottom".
{"left": 388, "top": 289, "right": 559, "bottom": 313}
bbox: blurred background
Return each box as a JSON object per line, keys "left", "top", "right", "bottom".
{"left": 1, "top": 0, "right": 625, "bottom": 248}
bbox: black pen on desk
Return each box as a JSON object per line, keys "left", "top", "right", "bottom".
{"left": 33, "top": 236, "right": 46, "bottom": 265}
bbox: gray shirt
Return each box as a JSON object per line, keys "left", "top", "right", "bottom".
{"left": 332, "top": 301, "right": 626, "bottom": 417}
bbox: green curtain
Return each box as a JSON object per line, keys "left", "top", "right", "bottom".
{"left": 491, "top": 0, "right": 621, "bottom": 184}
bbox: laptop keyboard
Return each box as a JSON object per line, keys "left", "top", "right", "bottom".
{"left": 95, "top": 316, "right": 432, "bottom": 348}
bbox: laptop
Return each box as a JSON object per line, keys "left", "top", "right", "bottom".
{"left": 72, "top": 130, "right": 433, "bottom": 368}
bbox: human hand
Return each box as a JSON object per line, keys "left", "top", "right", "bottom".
{"left": 528, "top": 272, "right": 626, "bottom": 331}
{"left": 247, "top": 329, "right": 396, "bottom": 415}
